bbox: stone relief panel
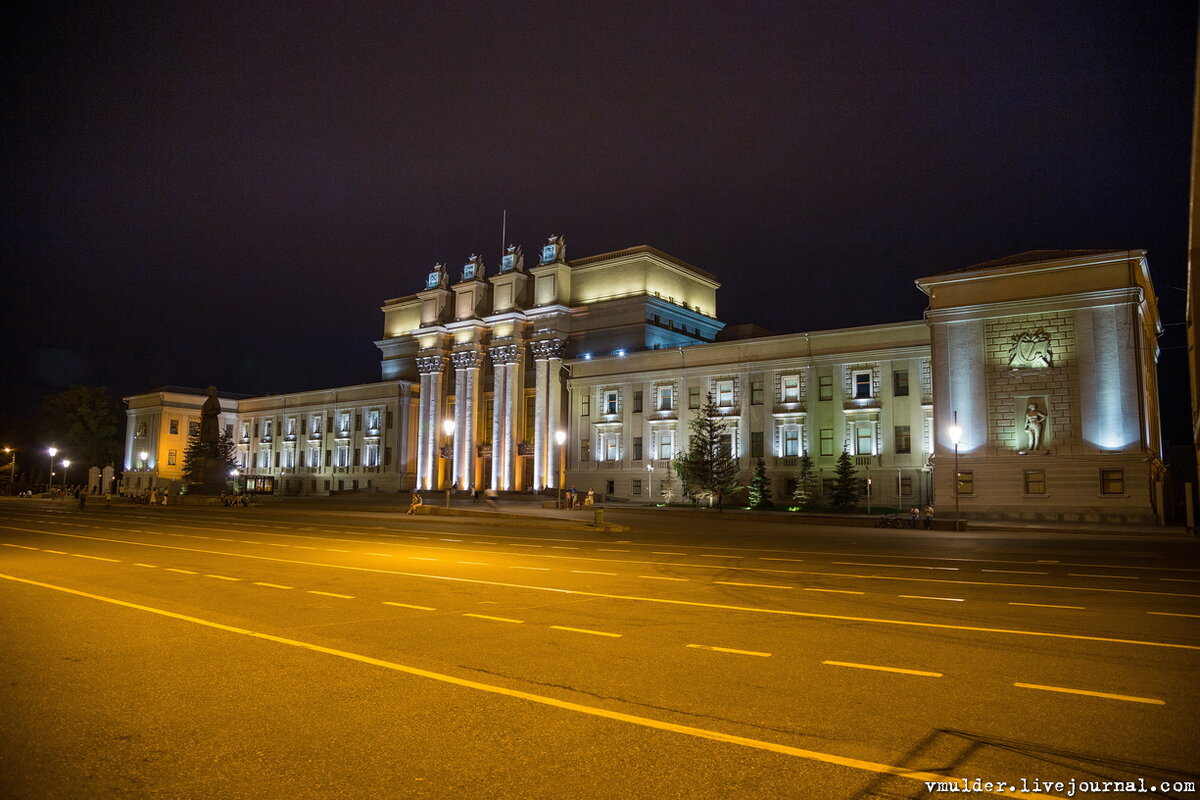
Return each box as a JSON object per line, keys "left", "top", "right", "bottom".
{"left": 984, "top": 312, "right": 1077, "bottom": 451}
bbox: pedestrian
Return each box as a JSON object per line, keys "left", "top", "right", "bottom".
{"left": 908, "top": 506, "right": 919, "bottom": 529}
{"left": 78, "top": 488, "right": 88, "bottom": 509}
{"left": 922, "top": 504, "right": 934, "bottom": 530}
{"left": 149, "top": 487, "right": 158, "bottom": 506}
{"left": 484, "top": 487, "right": 498, "bottom": 508}
{"left": 407, "top": 491, "right": 423, "bottom": 515}
{"left": 104, "top": 490, "right": 111, "bottom": 508}
{"left": 568, "top": 485, "right": 578, "bottom": 510}
{"left": 161, "top": 489, "right": 168, "bottom": 506}
{"left": 584, "top": 488, "right": 594, "bottom": 507}
{"left": 715, "top": 488, "right": 724, "bottom": 512}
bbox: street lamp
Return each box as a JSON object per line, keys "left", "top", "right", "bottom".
{"left": 948, "top": 412, "right": 962, "bottom": 532}
{"left": 555, "top": 430, "right": 566, "bottom": 507}
{"left": 3, "top": 448, "right": 15, "bottom": 495}
{"left": 442, "top": 419, "right": 455, "bottom": 503}
{"left": 647, "top": 462, "right": 655, "bottom": 505}
{"left": 47, "top": 446, "right": 57, "bottom": 495}
{"left": 61, "top": 460, "right": 70, "bottom": 491}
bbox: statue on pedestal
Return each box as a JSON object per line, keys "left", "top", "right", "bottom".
{"left": 1024, "top": 402, "right": 1047, "bottom": 451}
{"left": 188, "top": 386, "right": 231, "bottom": 494}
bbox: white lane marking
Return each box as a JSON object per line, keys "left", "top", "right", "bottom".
{"left": 640, "top": 575, "right": 689, "bottom": 582}
{"left": 307, "top": 590, "right": 353, "bottom": 599}
{"left": 597, "top": 549, "right": 629, "bottom": 552}
{"left": 571, "top": 570, "right": 618, "bottom": 576}
{"left": 165, "top": 568, "right": 197, "bottom": 574}
{"left": 253, "top": 582, "right": 293, "bottom": 589}
{"left": 366, "top": 553, "right": 394, "bottom": 557}
{"left": 409, "top": 557, "right": 437, "bottom": 561}
{"left": 551, "top": 546, "right": 580, "bottom": 550}
{"left": 697, "top": 554, "right": 739, "bottom": 559}
{"left": 550, "top": 625, "right": 622, "bottom": 638}
{"left": 686, "top": 644, "right": 771, "bottom": 658}
{"left": 1035, "top": 560, "right": 1060, "bottom": 563}
{"left": 214, "top": 538, "right": 239, "bottom": 542}
{"left": 1159, "top": 578, "right": 1200, "bottom": 583}
{"left": 982, "top": 569, "right": 1048, "bottom": 575}
{"left": 1009, "top": 602, "right": 1084, "bottom": 610}
{"left": 133, "top": 563, "right": 158, "bottom": 568}
{"left": 383, "top": 601, "right": 436, "bottom": 611}
{"left": 823, "top": 660, "right": 942, "bottom": 677}
{"left": 239, "top": 541, "right": 262, "bottom": 544}
{"left": 899, "top": 595, "right": 964, "bottom": 602}
{"left": 835, "top": 562, "right": 958, "bottom": 571}
{"left": 43, "top": 550, "right": 68, "bottom": 554}
{"left": 70, "top": 554, "right": 120, "bottom": 562}
{"left": 2, "top": 543, "right": 39, "bottom": 550}
{"left": 1068, "top": 573, "right": 1138, "bottom": 580}
{"left": 714, "top": 581, "right": 792, "bottom": 590}
{"left": 463, "top": 613, "right": 523, "bottom": 624}
{"left": 266, "top": 543, "right": 289, "bottom": 547}
{"left": 1147, "top": 611, "right": 1200, "bottom": 618}
{"left": 325, "top": 549, "right": 351, "bottom": 553}
{"left": 512, "top": 544, "right": 542, "bottom": 548}
{"left": 760, "top": 557, "right": 805, "bottom": 563}
{"left": 653, "top": 552, "right": 687, "bottom": 556}
{"left": 457, "top": 561, "right": 489, "bottom": 566}
{"left": 805, "top": 588, "right": 864, "bottom": 595}
{"left": 1013, "top": 682, "right": 1164, "bottom": 705}
{"left": 439, "top": 539, "right": 462, "bottom": 542}
{"left": 511, "top": 566, "right": 550, "bottom": 571}
{"left": 204, "top": 574, "right": 240, "bottom": 581}
{"left": 292, "top": 546, "right": 318, "bottom": 550}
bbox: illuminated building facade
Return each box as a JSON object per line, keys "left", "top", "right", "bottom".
{"left": 122, "top": 241, "right": 1166, "bottom": 524}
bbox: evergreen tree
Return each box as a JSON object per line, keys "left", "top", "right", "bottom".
{"left": 830, "top": 448, "right": 862, "bottom": 510}
{"left": 791, "top": 453, "right": 818, "bottom": 510}
{"left": 673, "top": 392, "right": 740, "bottom": 504}
{"left": 659, "top": 461, "right": 676, "bottom": 504}
{"left": 182, "top": 432, "right": 239, "bottom": 484}
{"left": 748, "top": 457, "right": 772, "bottom": 509}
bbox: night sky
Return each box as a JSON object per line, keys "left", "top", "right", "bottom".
{"left": 4, "top": 2, "right": 1196, "bottom": 443}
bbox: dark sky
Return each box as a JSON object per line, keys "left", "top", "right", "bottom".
{"left": 4, "top": 1, "right": 1196, "bottom": 442}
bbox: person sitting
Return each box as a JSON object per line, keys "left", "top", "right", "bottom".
{"left": 407, "top": 492, "right": 423, "bottom": 515}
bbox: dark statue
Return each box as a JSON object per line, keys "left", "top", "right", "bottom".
{"left": 190, "top": 386, "right": 228, "bottom": 494}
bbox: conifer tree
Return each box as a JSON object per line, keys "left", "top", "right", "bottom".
{"left": 830, "top": 448, "right": 862, "bottom": 510}
{"left": 182, "top": 432, "right": 239, "bottom": 485}
{"left": 748, "top": 457, "right": 772, "bottom": 509}
{"left": 673, "top": 392, "right": 740, "bottom": 504}
{"left": 791, "top": 452, "right": 818, "bottom": 510}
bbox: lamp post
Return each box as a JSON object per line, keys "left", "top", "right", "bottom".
{"left": 3, "top": 448, "right": 14, "bottom": 495}
{"left": 647, "top": 462, "right": 655, "bottom": 505}
{"left": 948, "top": 412, "right": 962, "bottom": 532}
{"left": 442, "top": 418, "right": 455, "bottom": 505}
{"left": 47, "top": 446, "right": 58, "bottom": 495}
{"left": 61, "top": 460, "right": 70, "bottom": 492}
{"left": 138, "top": 450, "right": 150, "bottom": 494}
{"left": 554, "top": 430, "right": 566, "bottom": 507}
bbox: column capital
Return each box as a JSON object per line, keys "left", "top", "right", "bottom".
{"left": 451, "top": 349, "right": 485, "bottom": 370}
{"left": 489, "top": 342, "right": 524, "bottom": 366}
{"left": 416, "top": 352, "right": 448, "bottom": 375}
{"left": 530, "top": 337, "right": 566, "bottom": 361}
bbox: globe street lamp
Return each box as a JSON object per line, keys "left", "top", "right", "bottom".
{"left": 948, "top": 412, "right": 962, "bottom": 532}
{"left": 61, "top": 460, "right": 70, "bottom": 492}
{"left": 3, "top": 447, "right": 15, "bottom": 495}
{"left": 554, "top": 430, "right": 567, "bottom": 507}
{"left": 442, "top": 419, "right": 455, "bottom": 504}
{"left": 47, "top": 447, "right": 58, "bottom": 495}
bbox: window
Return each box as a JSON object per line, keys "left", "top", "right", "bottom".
{"left": 325, "top": 449, "right": 332, "bottom": 467}
{"left": 719, "top": 433, "right": 733, "bottom": 458}
{"left": 326, "top": 416, "right": 333, "bottom": 433}
{"left": 259, "top": 449, "right": 272, "bottom": 469}
{"left": 658, "top": 385, "right": 673, "bottom": 411}
{"left": 286, "top": 417, "right": 296, "bottom": 436}
{"left": 366, "top": 409, "right": 380, "bottom": 431}
{"left": 854, "top": 371, "right": 872, "bottom": 399}
{"left": 311, "top": 416, "right": 322, "bottom": 435}
{"left": 633, "top": 436, "right": 643, "bottom": 461}
{"left": 818, "top": 376, "right": 833, "bottom": 401}
{"left": 688, "top": 386, "right": 700, "bottom": 409}
{"left": 581, "top": 395, "right": 590, "bottom": 417}
{"left": 899, "top": 476, "right": 913, "bottom": 496}
{"left": 364, "top": 443, "right": 380, "bottom": 467}
{"left": 604, "top": 391, "right": 618, "bottom": 415}
{"left": 893, "top": 370, "right": 909, "bottom": 397}
{"left": 337, "top": 412, "right": 351, "bottom": 435}
{"left": 189, "top": 421, "right": 200, "bottom": 437}
{"left": 856, "top": 424, "right": 873, "bottom": 456}
{"left": 819, "top": 428, "right": 834, "bottom": 456}
{"left": 334, "top": 444, "right": 350, "bottom": 467}
{"left": 481, "top": 399, "right": 494, "bottom": 444}
{"left": 262, "top": 419, "right": 273, "bottom": 438}
{"left": 658, "top": 431, "right": 674, "bottom": 460}
{"left": 633, "top": 391, "right": 643, "bottom": 413}
{"left": 632, "top": 479, "right": 642, "bottom": 496}
{"left": 580, "top": 439, "right": 591, "bottom": 462}
{"left": 751, "top": 381, "right": 764, "bottom": 405}
{"left": 956, "top": 470, "right": 974, "bottom": 494}
{"left": 782, "top": 376, "right": 800, "bottom": 403}
{"left": 283, "top": 448, "right": 295, "bottom": 468}
{"left": 386, "top": 410, "right": 394, "bottom": 429}
{"left": 783, "top": 427, "right": 800, "bottom": 457}
{"left": 169, "top": 419, "right": 179, "bottom": 435}
{"left": 716, "top": 380, "right": 734, "bottom": 407}
{"left": 1024, "top": 470, "right": 1046, "bottom": 495}
{"left": 225, "top": 424, "right": 233, "bottom": 439}
{"left": 1100, "top": 469, "right": 1124, "bottom": 495}
{"left": 604, "top": 435, "right": 618, "bottom": 462}
{"left": 241, "top": 422, "right": 251, "bottom": 439}
{"left": 167, "top": 449, "right": 177, "bottom": 466}
{"left": 751, "top": 431, "right": 764, "bottom": 458}
{"left": 355, "top": 414, "right": 362, "bottom": 432}
{"left": 605, "top": 480, "right": 614, "bottom": 494}
{"left": 308, "top": 446, "right": 321, "bottom": 468}
{"left": 895, "top": 425, "right": 911, "bottom": 454}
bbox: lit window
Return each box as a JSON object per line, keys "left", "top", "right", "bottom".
{"left": 604, "top": 435, "right": 619, "bottom": 462}
{"left": 167, "top": 449, "right": 177, "bottom": 466}
{"left": 893, "top": 370, "right": 909, "bottom": 397}
{"left": 337, "top": 412, "right": 351, "bottom": 434}
{"left": 286, "top": 417, "right": 296, "bottom": 436}
{"left": 856, "top": 424, "right": 873, "bottom": 456}
{"left": 282, "top": 448, "right": 296, "bottom": 468}
{"left": 1100, "top": 469, "right": 1124, "bottom": 495}
{"left": 716, "top": 380, "right": 734, "bottom": 407}
{"left": 334, "top": 444, "right": 350, "bottom": 467}
{"left": 366, "top": 410, "right": 380, "bottom": 431}
{"left": 783, "top": 427, "right": 800, "bottom": 457}
{"left": 782, "top": 376, "right": 800, "bottom": 403}
{"left": 364, "top": 443, "right": 380, "bottom": 467}
{"left": 819, "top": 428, "right": 834, "bottom": 456}
{"left": 308, "top": 446, "right": 321, "bottom": 468}
{"left": 895, "top": 425, "right": 911, "bottom": 454}
{"left": 169, "top": 419, "right": 179, "bottom": 435}
{"left": 854, "top": 372, "right": 872, "bottom": 399}
{"left": 658, "top": 385, "right": 673, "bottom": 411}
{"left": 818, "top": 376, "right": 833, "bottom": 401}
{"left": 659, "top": 431, "right": 674, "bottom": 460}
{"left": 580, "top": 439, "right": 591, "bottom": 462}
{"left": 1024, "top": 470, "right": 1046, "bottom": 495}
{"left": 262, "top": 419, "right": 272, "bottom": 438}
{"left": 604, "top": 391, "right": 618, "bottom": 415}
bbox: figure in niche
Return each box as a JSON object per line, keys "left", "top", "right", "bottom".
{"left": 1024, "top": 403, "right": 1047, "bottom": 450}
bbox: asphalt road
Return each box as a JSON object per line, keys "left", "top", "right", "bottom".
{"left": 1, "top": 498, "right": 1197, "bottom": 799}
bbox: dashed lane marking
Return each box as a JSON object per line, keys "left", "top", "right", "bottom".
{"left": 366, "top": 553, "right": 394, "bottom": 557}
{"left": 805, "top": 588, "right": 864, "bottom": 595}
{"left": 204, "top": 574, "right": 240, "bottom": 581}
{"left": 165, "top": 568, "right": 197, "bottom": 574}
{"left": 458, "top": 561, "right": 489, "bottom": 566}
{"left": 686, "top": 644, "right": 771, "bottom": 658}
{"left": 714, "top": 581, "right": 792, "bottom": 590}
{"left": 253, "top": 582, "right": 293, "bottom": 589}
{"left": 511, "top": 566, "right": 550, "bottom": 571}
{"left": 133, "top": 563, "right": 157, "bottom": 568}
{"left": 1147, "top": 611, "right": 1200, "bottom": 618}
{"left": 409, "top": 557, "right": 437, "bottom": 561}
{"left": 760, "top": 557, "right": 804, "bottom": 563}
{"left": 550, "top": 625, "right": 621, "bottom": 638}
{"left": 835, "top": 562, "right": 959, "bottom": 571}
{"left": 653, "top": 552, "right": 687, "bottom": 556}
{"left": 1009, "top": 602, "right": 1084, "bottom": 610}
{"left": 2, "top": 543, "right": 39, "bottom": 550}
{"left": 899, "top": 595, "right": 964, "bottom": 602}
{"left": 1068, "top": 573, "right": 1139, "bottom": 580}
{"left": 823, "top": 661, "right": 942, "bottom": 678}
{"left": 640, "top": 575, "right": 689, "bottom": 582}
{"left": 43, "top": 550, "right": 68, "bottom": 554}
{"left": 463, "top": 613, "right": 524, "bottom": 624}
{"left": 982, "top": 569, "right": 1048, "bottom": 575}
{"left": 70, "top": 554, "right": 120, "bottom": 562}
{"left": 306, "top": 590, "right": 354, "bottom": 599}
{"left": 383, "top": 601, "right": 436, "bottom": 611}
{"left": 571, "top": 570, "right": 618, "bottom": 576}
{"left": 1013, "top": 682, "right": 1164, "bottom": 705}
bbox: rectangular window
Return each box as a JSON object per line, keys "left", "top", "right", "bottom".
{"left": 326, "top": 416, "right": 333, "bottom": 433}
{"left": 481, "top": 399, "right": 494, "bottom": 445}
{"left": 818, "top": 375, "right": 833, "bottom": 401}
{"left": 355, "top": 414, "right": 362, "bottom": 432}
{"left": 167, "top": 449, "right": 177, "bottom": 466}
{"left": 782, "top": 376, "right": 800, "bottom": 403}
{"left": 633, "top": 391, "right": 643, "bottom": 413}
{"left": 581, "top": 395, "right": 590, "bottom": 417}
{"left": 242, "top": 422, "right": 251, "bottom": 439}
{"left": 580, "top": 439, "right": 591, "bottom": 462}
{"left": 632, "top": 479, "right": 642, "bottom": 496}
{"left": 260, "top": 449, "right": 272, "bottom": 469}
{"left": 169, "top": 419, "right": 179, "bottom": 435}
{"left": 385, "top": 447, "right": 392, "bottom": 466}
{"left": 895, "top": 425, "right": 911, "bottom": 454}
{"left": 524, "top": 395, "right": 536, "bottom": 442}
{"left": 253, "top": 422, "right": 260, "bottom": 438}
{"left": 189, "top": 421, "right": 200, "bottom": 438}
{"left": 364, "top": 443, "right": 380, "bottom": 467}
{"left": 899, "top": 476, "right": 913, "bottom": 496}
{"left": 334, "top": 445, "right": 350, "bottom": 467}
{"left": 605, "top": 435, "right": 618, "bottom": 462}
{"left": 716, "top": 380, "right": 734, "bottom": 407}
{"left": 719, "top": 433, "right": 733, "bottom": 458}
{"left": 1100, "top": 469, "right": 1124, "bottom": 495}
{"left": 688, "top": 386, "right": 700, "bottom": 409}
{"left": 783, "top": 427, "right": 799, "bottom": 457}
{"left": 309, "top": 447, "right": 321, "bottom": 468}
{"left": 263, "top": 419, "right": 272, "bottom": 438}
{"left": 819, "top": 428, "right": 834, "bottom": 456}
{"left": 286, "top": 417, "right": 296, "bottom": 436}
{"left": 276, "top": 451, "right": 281, "bottom": 468}
{"left": 821, "top": 478, "right": 835, "bottom": 496}
{"left": 1024, "top": 470, "right": 1046, "bottom": 495}
{"left": 856, "top": 425, "right": 873, "bottom": 456}
{"left": 325, "top": 449, "right": 332, "bottom": 467}
{"left": 956, "top": 470, "right": 974, "bottom": 495}
{"left": 751, "top": 431, "right": 764, "bottom": 458}
{"left": 225, "top": 424, "right": 233, "bottom": 439}
{"left": 659, "top": 431, "right": 674, "bottom": 460}
{"left": 386, "top": 410, "right": 394, "bottom": 429}
{"left": 633, "top": 436, "right": 643, "bottom": 461}
{"left": 605, "top": 480, "right": 615, "bottom": 495}
{"left": 658, "top": 385, "right": 673, "bottom": 411}
{"left": 604, "top": 390, "right": 618, "bottom": 415}
{"left": 893, "top": 370, "right": 909, "bottom": 397}
{"left": 283, "top": 448, "right": 295, "bottom": 468}
{"left": 854, "top": 372, "right": 872, "bottom": 399}
{"left": 751, "top": 380, "right": 764, "bottom": 405}
{"left": 337, "top": 412, "right": 351, "bottom": 435}
{"left": 366, "top": 409, "right": 380, "bottom": 431}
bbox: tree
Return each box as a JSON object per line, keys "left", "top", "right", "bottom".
{"left": 181, "top": 432, "right": 239, "bottom": 485}
{"left": 673, "top": 392, "right": 740, "bottom": 505}
{"left": 748, "top": 457, "right": 772, "bottom": 509}
{"left": 830, "top": 448, "right": 862, "bottom": 510}
{"left": 658, "top": 463, "right": 676, "bottom": 504}
{"left": 38, "top": 385, "right": 122, "bottom": 468}
{"left": 791, "top": 453, "right": 818, "bottom": 510}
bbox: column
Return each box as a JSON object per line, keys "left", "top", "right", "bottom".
{"left": 416, "top": 354, "right": 446, "bottom": 490}
{"left": 533, "top": 357, "right": 548, "bottom": 490}
{"left": 490, "top": 343, "right": 524, "bottom": 490}
{"left": 489, "top": 348, "right": 508, "bottom": 490}
{"left": 505, "top": 347, "right": 524, "bottom": 489}
{"left": 530, "top": 338, "right": 566, "bottom": 490}
{"left": 452, "top": 350, "right": 483, "bottom": 491}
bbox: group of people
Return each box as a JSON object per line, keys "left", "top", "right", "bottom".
{"left": 908, "top": 504, "right": 935, "bottom": 529}
{"left": 563, "top": 486, "right": 594, "bottom": 510}
{"left": 218, "top": 492, "right": 249, "bottom": 507}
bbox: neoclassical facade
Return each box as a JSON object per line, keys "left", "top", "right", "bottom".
{"left": 122, "top": 240, "right": 1167, "bottom": 524}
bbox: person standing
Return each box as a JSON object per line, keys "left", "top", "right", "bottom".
{"left": 922, "top": 504, "right": 934, "bottom": 530}
{"left": 908, "top": 506, "right": 919, "bottom": 529}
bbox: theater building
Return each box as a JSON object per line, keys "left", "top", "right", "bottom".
{"left": 122, "top": 239, "right": 1166, "bottom": 524}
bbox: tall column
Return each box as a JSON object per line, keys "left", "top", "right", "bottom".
{"left": 489, "top": 350, "right": 508, "bottom": 490}
{"left": 452, "top": 349, "right": 483, "bottom": 491}
{"left": 532, "top": 357, "right": 549, "bottom": 490}
{"left": 489, "top": 343, "right": 524, "bottom": 490}
{"left": 505, "top": 347, "right": 524, "bottom": 489}
{"left": 416, "top": 354, "right": 447, "bottom": 490}
{"left": 531, "top": 338, "right": 566, "bottom": 489}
